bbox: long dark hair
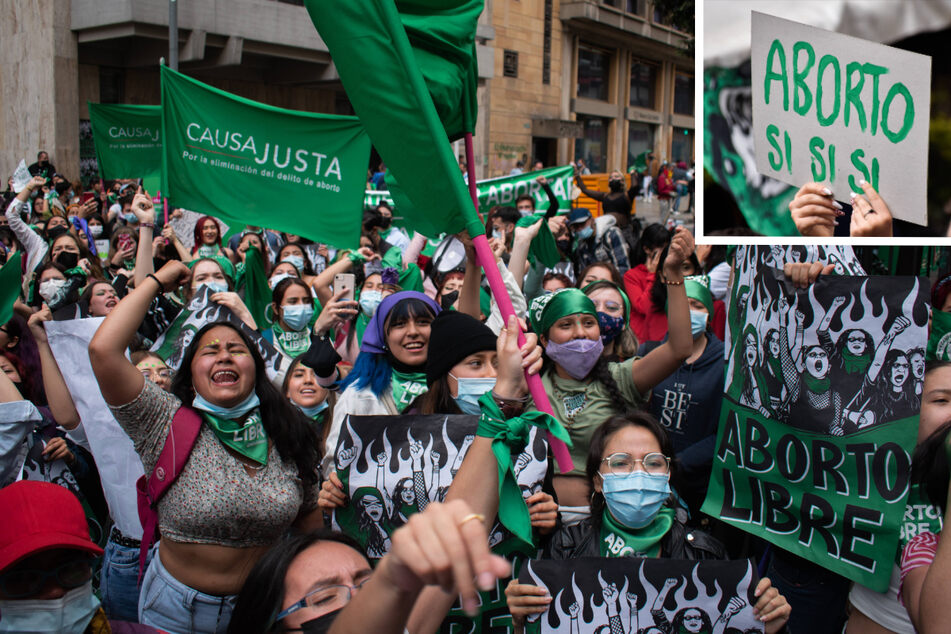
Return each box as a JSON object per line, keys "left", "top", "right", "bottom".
{"left": 631, "top": 223, "right": 670, "bottom": 267}
{"left": 1, "top": 315, "right": 45, "bottom": 405}
{"left": 227, "top": 530, "right": 366, "bottom": 634}
{"left": 586, "top": 413, "right": 677, "bottom": 527}
{"left": 649, "top": 243, "right": 700, "bottom": 314}
{"left": 170, "top": 321, "right": 320, "bottom": 484}
{"left": 912, "top": 362, "right": 951, "bottom": 512}
{"left": 414, "top": 375, "right": 463, "bottom": 415}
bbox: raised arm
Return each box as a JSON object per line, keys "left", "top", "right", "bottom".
{"left": 88, "top": 260, "right": 191, "bottom": 406}
{"left": 161, "top": 224, "right": 192, "bottom": 263}
{"left": 6, "top": 176, "right": 50, "bottom": 271}
{"left": 27, "top": 306, "right": 80, "bottom": 429}
{"left": 310, "top": 248, "right": 376, "bottom": 306}
{"left": 131, "top": 192, "right": 157, "bottom": 287}
{"left": 574, "top": 174, "right": 606, "bottom": 201}
{"left": 866, "top": 316, "right": 910, "bottom": 384}
{"left": 629, "top": 227, "right": 693, "bottom": 394}
{"left": 458, "top": 237, "right": 482, "bottom": 319}
{"left": 508, "top": 218, "right": 543, "bottom": 289}
{"left": 537, "top": 176, "right": 559, "bottom": 217}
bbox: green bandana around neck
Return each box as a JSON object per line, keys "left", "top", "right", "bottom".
{"left": 476, "top": 392, "right": 571, "bottom": 556}
{"left": 201, "top": 409, "right": 269, "bottom": 466}
{"left": 271, "top": 320, "right": 313, "bottom": 358}
{"left": 390, "top": 369, "right": 427, "bottom": 412}
{"left": 841, "top": 349, "right": 872, "bottom": 374}
{"left": 197, "top": 244, "right": 218, "bottom": 259}
{"left": 803, "top": 373, "right": 831, "bottom": 394}
{"left": 528, "top": 288, "right": 596, "bottom": 335}
{"left": 599, "top": 506, "right": 674, "bottom": 558}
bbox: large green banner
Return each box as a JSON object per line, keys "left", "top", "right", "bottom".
{"left": 87, "top": 103, "right": 162, "bottom": 193}
{"left": 160, "top": 66, "right": 371, "bottom": 248}
{"left": 704, "top": 249, "right": 926, "bottom": 591}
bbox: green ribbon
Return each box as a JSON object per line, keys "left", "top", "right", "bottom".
{"left": 515, "top": 214, "right": 560, "bottom": 268}
{"left": 599, "top": 506, "right": 674, "bottom": 558}
{"left": 390, "top": 369, "right": 428, "bottom": 412}
{"left": 803, "top": 373, "right": 831, "bottom": 394}
{"left": 201, "top": 409, "right": 268, "bottom": 466}
{"left": 476, "top": 392, "right": 571, "bottom": 555}
{"left": 841, "top": 349, "right": 871, "bottom": 374}
{"left": 528, "top": 288, "right": 597, "bottom": 335}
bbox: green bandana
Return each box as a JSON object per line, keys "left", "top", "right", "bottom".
{"left": 528, "top": 288, "right": 597, "bottom": 335}
{"left": 201, "top": 409, "right": 268, "bottom": 466}
{"left": 196, "top": 244, "right": 218, "bottom": 259}
{"left": 272, "top": 321, "right": 312, "bottom": 358}
{"left": 390, "top": 369, "right": 427, "bottom": 412}
{"left": 684, "top": 276, "right": 714, "bottom": 316}
{"left": 841, "top": 349, "right": 872, "bottom": 374}
{"left": 581, "top": 280, "right": 631, "bottom": 320}
{"left": 187, "top": 254, "right": 236, "bottom": 282}
{"left": 476, "top": 392, "right": 571, "bottom": 556}
{"left": 515, "top": 214, "right": 560, "bottom": 268}
{"left": 599, "top": 506, "right": 674, "bottom": 558}
{"left": 803, "top": 373, "right": 831, "bottom": 393}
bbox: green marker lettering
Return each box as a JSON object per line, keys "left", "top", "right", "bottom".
{"left": 764, "top": 39, "right": 789, "bottom": 111}
{"left": 767, "top": 124, "right": 784, "bottom": 171}
{"left": 882, "top": 82, "right": 915, "bottom": 143}
{"left": 845, "top": 62, "right": 867, "bottom": 132}
{"left": 849, "top": 149, "right": 869, "bottom": 192}
{"left": 861, "top": 63, "right": 888, "bottom": 136}
{"left": 784, "top": 129, "right": 793, "bottom": 175}
{"left": 792, "top": 41, "right": 816, "bottom": 116}
{"left": 809, "top": 137, "right": 826, "bottom": 181}
{"left": 815, "top": 55, "right": 841, "bottom": 127}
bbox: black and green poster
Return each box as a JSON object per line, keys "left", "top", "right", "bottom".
{"left": 704, "top": 247, "right": 926, "bottom": 591}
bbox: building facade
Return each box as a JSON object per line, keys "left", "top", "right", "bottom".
{"left": 0, "top": 0, "right": 692, "bottom": 182}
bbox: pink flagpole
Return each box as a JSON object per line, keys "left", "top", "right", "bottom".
{"left": 162, "top": 195, "right": 169, "bottom": 225}
{"left": 464, "top": 133, "right": 573, "bottom": 474}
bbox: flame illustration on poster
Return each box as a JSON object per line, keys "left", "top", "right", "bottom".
{"left": 332, "top": 414, "right": 548, "bottom": 560}
{"left": 520, "top": 558, "right": 763, "bottom": 634}
{"left": 706, "top": 245, "right": 925, "bottom": 591}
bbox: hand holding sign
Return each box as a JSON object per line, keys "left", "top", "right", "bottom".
{"left": 850, "top": 181, "right": 894, "bottom": 237}
{"left": 789, "top": 183, "right": 843, "bottom": 237}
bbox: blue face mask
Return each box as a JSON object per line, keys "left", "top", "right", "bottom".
{"left": 282, "top": 255, "right": 305, "bottom": 272}
{"left": 450, "top": 374, "right": 497, "bottom": 415}
{"left": 282, "top": 304, "right": 314, "bottom": 331}
{"left": 0, "top": 582, "right": 99, "bottom": 634}
{"left": 575, "top": 226, "right": 594, "bottom": 241}
{"left": 491, "top": 228, "right": 504, "bottom": 241}
{"left": 193, "top": 390, "right": 260, "bottom": 420}
{"left": 360, "top": 290, "right": 383, "bottom": 316}
{"left": 297, "top": 399, "right": 329, "bottom": 419}
{"left": 269, "top": 272, "right": 292, "bottom": 290}
{"left": 689, "top": 309, "right": 708, "bottom": 338}
{"left": 601, "top": 470, "right": 670, "bottom": 529}
{"left": 597, "top": 311, "right": 625, "bottom": 344}
{"left": 123, "top": 212, "right": 138, "bottom": 223}
{"left": 199, "top": 281, "right": 229, "bottom": 295}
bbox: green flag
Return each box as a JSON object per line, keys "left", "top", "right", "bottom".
{"left": 160, "top": 66, "right": 371, "bottom": 248}
{"left": 304, "top": 0, "right": 484, "bottom": 240}
{"left": 0, "top": 253, "right": 23, "bottom": 327}
{"left": 88, "top": 103, "right": 162, "bottom": 193}
{"left": 928, "top": 309, "right": 951, "bottom": 361}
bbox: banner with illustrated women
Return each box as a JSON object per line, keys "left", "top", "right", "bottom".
{"left": 519, "top": 558, "right": 763, "bottom": 634}
{"left": 705, "top": 251, "right": 926, "bottom": 591}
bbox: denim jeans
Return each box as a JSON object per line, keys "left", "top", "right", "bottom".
{"left": 767, "top": 550, "right": 850, "bottom": 634}
{"left": 139, "top": 546, "right": 237, "bottom": 634}
{"left": 101, "top": 534, "right": 151, "bottom": 622}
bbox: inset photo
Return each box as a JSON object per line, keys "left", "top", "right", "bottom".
{"left": 703, "top": 0, "right": 951, "bottom": 238}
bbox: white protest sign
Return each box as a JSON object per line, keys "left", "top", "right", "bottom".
{"left": 11, "top": 160, "right": 31, "bottom": 193}
{"left": 169, "top": 208, "right": 230, "bottom": 251}
{"left": 46, "top": 318, "right": 145, "bottom": 539}
{"left": 751, "top": 11, "right": 931, "bottom": 226}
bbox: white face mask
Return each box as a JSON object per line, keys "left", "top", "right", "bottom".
{"left": 0, "top": 581, "right": 100, "bottom": 633}
{"left": 88, "top": 225, "right": 103, "bottom": 238}
{"left": 38, "top": 278, "right": 68, "bottom": 305}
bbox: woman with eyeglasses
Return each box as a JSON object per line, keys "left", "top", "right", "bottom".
{"left": 504, "top": 412, "right": 791, "bottom": 634}
{"left": 582, "top": 280, "right": 638, "bottom": 361}
{"left": 131, "top": 350, "right": 173, "bottom": 393}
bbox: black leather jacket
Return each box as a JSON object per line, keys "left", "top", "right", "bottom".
{"left": 543, "top": 508, "right": 727, "bottom": 560}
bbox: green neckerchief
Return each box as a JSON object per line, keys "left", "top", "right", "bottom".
{"left": 196, "top": 244, "right": 218, "bottom": 259}
{"left": 354, "top": 311, "right": 371, "bottom": 348}
{"left": 390, "top": 369, "right": 427, "bottom": 412}
{"left": 515, "top": 214, "right": 560, "bottom": 268}
{"left": 841, "top": 349, "right": 872, "bottom": 374}
{"left": 201, "top": 409, "right": 268, "bottom": 466}
{"left": 271, "top": 320, "right": 312, "bottom": 358}
{"left": 476, "top": 392, "right": 571, "bottom": 556}
{"left": 803, "top": 373, "right": 831, "bottom": 394}
{"left": 599, "top": 507, "right": 674, "bottom": 558}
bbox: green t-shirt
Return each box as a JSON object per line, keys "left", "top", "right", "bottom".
{"left": 539, "top": 356, "right": 645, "bottom": 478}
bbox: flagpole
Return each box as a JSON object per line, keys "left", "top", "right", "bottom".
{"left": 464, "top": 133, "right": 573, "bottom": 474}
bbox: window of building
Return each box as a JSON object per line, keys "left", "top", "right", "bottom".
{"left": 627, "top": 122, "right": 655, "bottom": 171}
{"left": 671, "top": 127, "right": 694, "bottom": 165}
{"left": 574, "top": 115, "right": 610, "bottom": 172}
{"left": 577, "top": 45, "right": 610, "bottom": 101}
{"left": 629, "top": 60, "right": 657, "bottom": 109}
{"left": 504, "top": 49, "right": 519, "bottom": 78}
{"left": 673, "top": 72, "right": 694, "bottom": 116}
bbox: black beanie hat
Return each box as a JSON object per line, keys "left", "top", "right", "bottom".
{"left": 425, "top": 310, "right": 497, "bottom": 385}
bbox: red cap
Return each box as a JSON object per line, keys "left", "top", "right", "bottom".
{"left": 0, "top": 481, "right": 103, "bottom": 572}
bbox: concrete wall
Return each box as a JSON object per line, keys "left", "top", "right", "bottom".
{"left": 1, "top": 0, "right": 80, "bottom": 179}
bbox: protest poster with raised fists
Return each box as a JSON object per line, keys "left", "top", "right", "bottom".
{"left": 751, "top": 12, "right": 931, "bottom": 226}
{"left": 520, "top": 558, "right": 764, "bottom": 634}
{"left": 705, "top": 246, "right": 927, "bottom": 591}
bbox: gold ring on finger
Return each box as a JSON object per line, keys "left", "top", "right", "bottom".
{"left": 458, "top": 513, "right": 485, "bottom": 527}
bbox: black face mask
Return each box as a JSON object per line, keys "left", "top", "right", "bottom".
{"left": 440, "top": 290, "right": 459, "bottom": 310}
{"left": 378, "top": 216, "right": 392, "bottom": 230}
{"left": 298, "top": 607, "right": 343, "bottom": 633}
{"left": 46, "top": 225, "right": 68, "bottom": 241}
{"left": 609, "top": 179, "right": 624, "bottom": 192}
{"left": 55, "top": 251, "right": 79, "bottom": 269}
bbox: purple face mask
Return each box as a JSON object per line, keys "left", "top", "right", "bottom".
{"left": 545, "top": 337, "right": 603, "bottom": 380}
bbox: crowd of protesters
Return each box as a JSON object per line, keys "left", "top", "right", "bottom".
{"left": 0, "top": 150, "right": 945, "bottom": 634}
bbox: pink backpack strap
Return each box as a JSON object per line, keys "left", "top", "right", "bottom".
{"left": 137, "top": 405, "right": 202, "bottom": 581}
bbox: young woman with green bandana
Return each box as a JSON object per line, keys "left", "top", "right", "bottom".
{"left": 89, "top": 259, "right": 323, "bottom": 633}
{"left": 263, "top": 277, "right": 320, "bottom": 359}
{"left": 528, "top": 226, "right": 694, "bottom": 516}
{"left": 505, "top": 413, "right": 791, "bottom": 634}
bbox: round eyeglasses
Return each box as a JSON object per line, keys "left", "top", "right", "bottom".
{"left": 600, "top": 452, "right": 670, "bottom": 475}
